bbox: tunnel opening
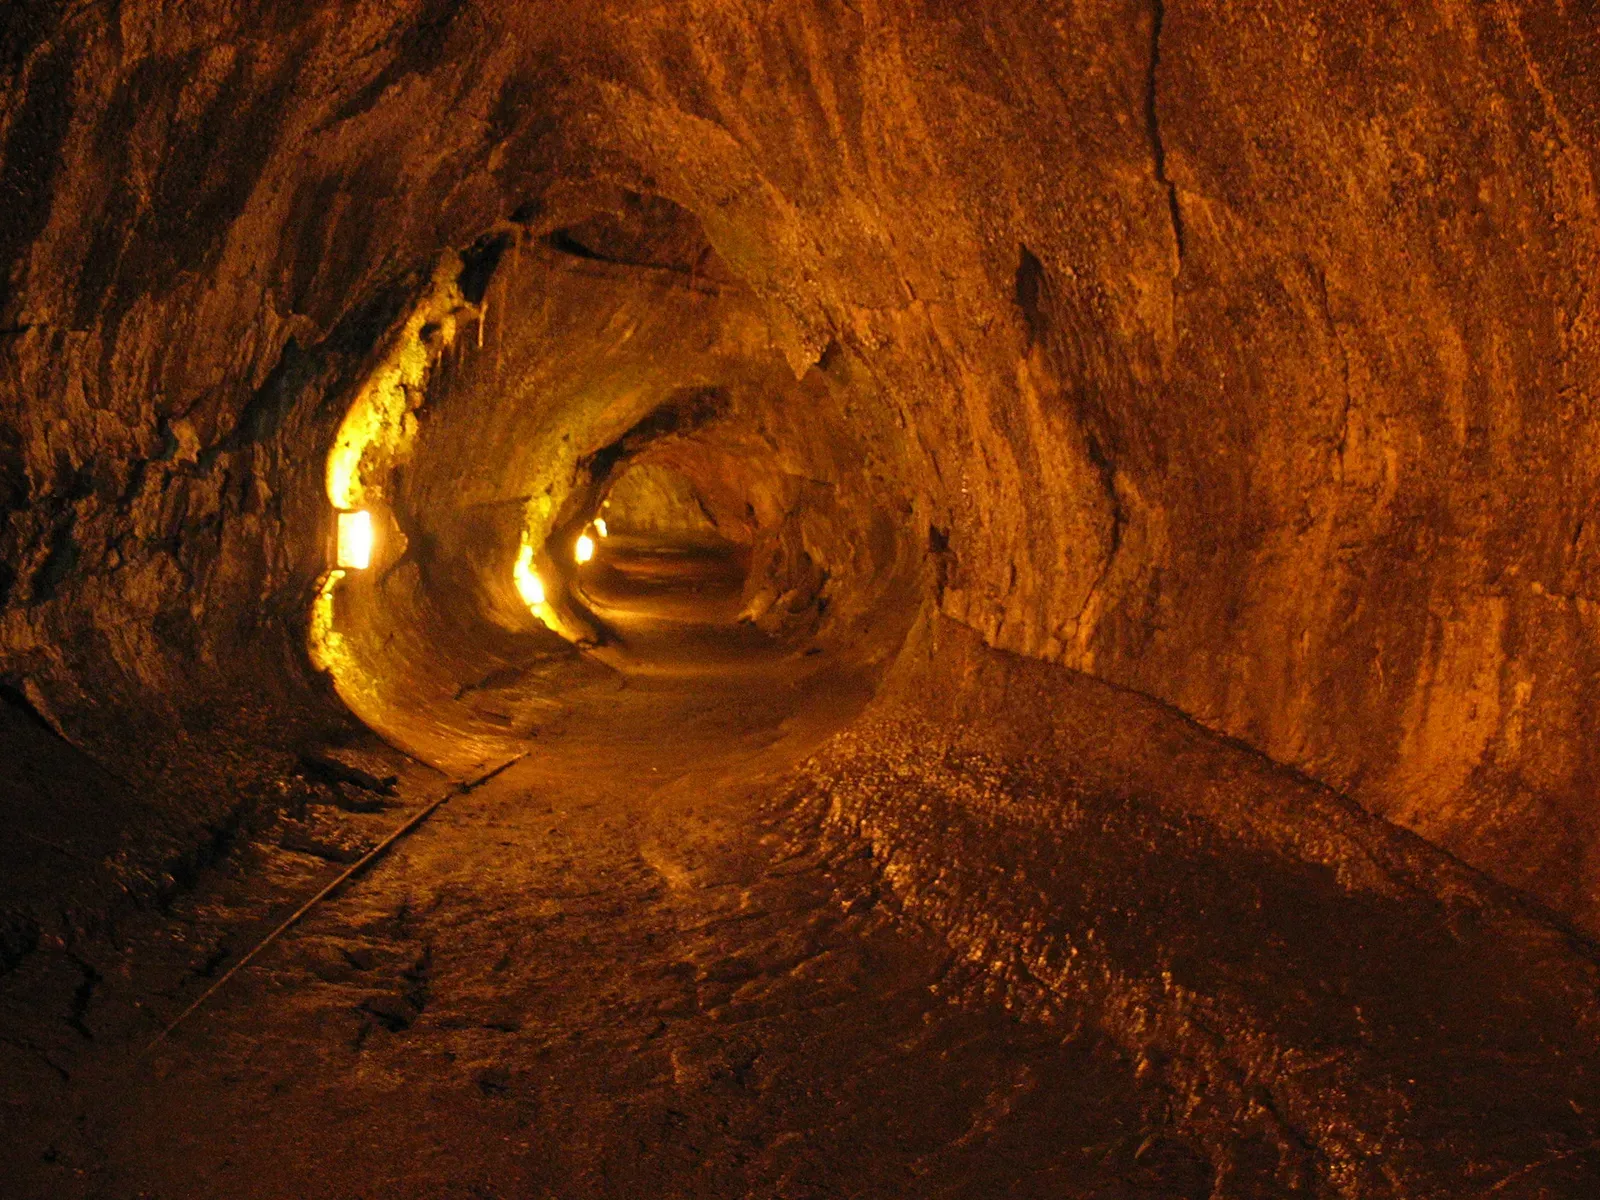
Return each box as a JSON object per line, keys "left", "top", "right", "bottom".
{"left": 309, "top": 189, "right": 923, "bottom": 773}
{"left": 575, "top": 460, "right": 753, "bottom": 634}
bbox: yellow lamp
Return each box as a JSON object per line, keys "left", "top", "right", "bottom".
{"left": 336, "top": 510, "right": 373, "bottom": 570}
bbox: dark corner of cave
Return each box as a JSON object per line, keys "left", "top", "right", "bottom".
{"left": 3, "top": 4, "right": 1599, "bottom": 1198}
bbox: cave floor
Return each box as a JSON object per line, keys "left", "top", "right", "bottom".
{"left": 4, "top": 549, "right": 1211, "bottom": 1200}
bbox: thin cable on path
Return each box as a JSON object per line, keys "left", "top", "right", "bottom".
{"left": 147, "top": 753, "right": 527, "bottom": 1050}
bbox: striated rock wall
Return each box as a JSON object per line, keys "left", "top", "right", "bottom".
{"left": 3, "top": 0, "right": 1600, "bottom": 928}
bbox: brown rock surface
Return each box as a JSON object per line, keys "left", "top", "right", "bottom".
{"left": 4, "top": 2, "right": 1600, "bottom": 1195}
{"left": 5, "top": 0, "right": 1599, "bottom": 923}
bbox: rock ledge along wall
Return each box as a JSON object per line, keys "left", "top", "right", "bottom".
{"left": 2, "top": 0, "right": 1600, "bottom": 930}
{"left": 788, "top": 614, "right": 1600, "bottom": 1198}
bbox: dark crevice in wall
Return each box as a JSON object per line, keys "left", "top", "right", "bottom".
{"left": 0, "top": 910, "right": 42, "bottom": 974}
{"left": 1145, "top": 0, "right": 1186, "bottom": 266}
{"left": 540, "top": 231, "right": 728, "bottom": 295}
{"left": 1015, "top": 245, "right": 1049, "bottom": 350}
{"left": 543, "top": 228, "right": 617, "bottom": 264}
{"left": 540, "top": 196, "right": 733, "bottom": 292}
{"left": 458, "top": 232, "right": 511, "bottom": 305}
{"left": 150, "top": 798, "right": 267, "bottom": 918}
{"left": 31, "top": 517, "right": 78, "bottom": 603}
{"left": 929, "top": 527, "right": 953, "bottom": 604}
{"left": 64, "top": 952, "right": 101, "bottom": 1040}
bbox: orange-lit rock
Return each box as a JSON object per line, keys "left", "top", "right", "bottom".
{"left": 3, "top": 3, "right": 1600, "bottom": 1195}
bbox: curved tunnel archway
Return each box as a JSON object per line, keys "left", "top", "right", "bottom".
{"left": 4, "top": 3, "right": 1600, "bottom": 1196}
{"left": 312, "top": 192, "right": 923, "bottom": 771}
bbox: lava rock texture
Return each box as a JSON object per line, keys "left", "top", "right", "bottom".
{"left": 3, "top": 1, "right": 1600, "bottom": 1196}
{"left": 5, "top": 0, "right": 1599, "bottom": 923}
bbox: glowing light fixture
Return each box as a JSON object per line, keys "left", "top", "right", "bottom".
{"left": 574, "top": 534, "right": 595, "bottom": 564}
{"left": 336, "top": 510, "right": 374, "bottom": 570}
{"left": 514, "top": 543, "right": 546, "bottom": 607}
{"left": 593, "top": 518, "right": 608, "bottom": 538}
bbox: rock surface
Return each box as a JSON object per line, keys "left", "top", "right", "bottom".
{"left": 4, "top": 3, "right": 1600, "bottom": 1195}
{"left": 4, "top": 0, "right": 1599, "bottom": 925}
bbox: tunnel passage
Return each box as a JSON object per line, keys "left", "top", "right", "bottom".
{"left": 7, "top": 0, "right": 1599, "bottom": 930}
{"left": 311, "top": 191, "right": 922, "bottom": 771}
{"left": 574, "top": 458, "right": 765, "bottom": 657}
{"left": 5, "top": 2, "right": 1600, "bottom": 1197}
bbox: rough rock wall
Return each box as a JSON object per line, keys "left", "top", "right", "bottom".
{"left": 796, "top": 614, "right": 1600, "bottom": 1196}
{"left": 3, "top": 0, "right": 1599, "bottom": 926}
{"left": 602, "top": 464, "right": 724, "bottom": 540}
{"left": 1060, "top": 1, "right": 1600, "bottom": 927}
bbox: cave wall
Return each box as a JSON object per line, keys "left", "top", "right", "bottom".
{"left": 602, "top": 464, "right": 723, "bottom": 541}
{"left": 3, "top": 0, "right": 1599, "bottom": 925}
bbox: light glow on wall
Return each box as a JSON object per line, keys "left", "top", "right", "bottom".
{"left": 514, "top": 543, "right": 546, "bottom": 607}
{"left": 574, "top": 534, "right": 595, "bottom": 564}
{"left": 336, "top": 510, "right": 374, "bottom": 569}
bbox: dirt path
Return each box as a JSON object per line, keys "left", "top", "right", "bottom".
{"left": 7, "top": 549, "right": 1209, "bottom": 1199}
